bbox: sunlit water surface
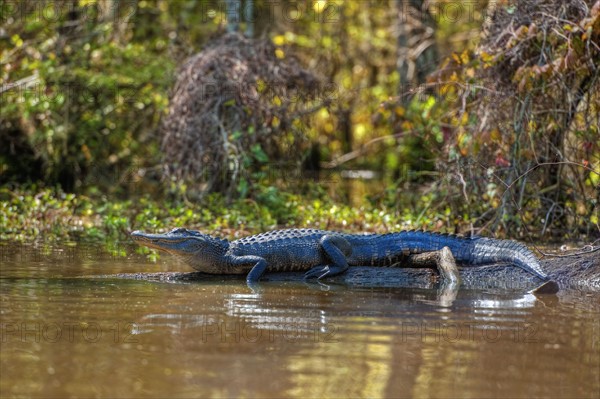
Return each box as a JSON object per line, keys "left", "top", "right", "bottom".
{"left": 1, "top": 243, "right": 598, "bottom": 398}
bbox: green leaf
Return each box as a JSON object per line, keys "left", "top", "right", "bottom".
{"left": 251, "top": 144, "right": 269, "bottom": 163}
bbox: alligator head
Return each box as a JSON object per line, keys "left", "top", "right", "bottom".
{"left": 130, "top": 228, "right": 230, "bottom": 272}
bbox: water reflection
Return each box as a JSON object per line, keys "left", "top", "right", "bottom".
{"left": 129, "top": 281, "right": 569, "bottom": 352}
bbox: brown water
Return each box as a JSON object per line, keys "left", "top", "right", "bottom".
{"left": 1, "top": 243, "right": 598, "bottom": 398}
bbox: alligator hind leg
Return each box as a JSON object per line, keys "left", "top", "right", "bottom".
{"left": 304, "top": 235, "right": 352, "bottom": 280}
{"left": 406, "top": 247, "right": 461, "bottom": 285}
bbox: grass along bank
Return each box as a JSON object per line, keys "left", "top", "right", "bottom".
{"left": 1, "top": 186, "right": 460, "bottom": 245}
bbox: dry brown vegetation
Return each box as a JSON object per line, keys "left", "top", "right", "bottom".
{"left": 441, "top": 0, "right": 600, "bottom": 237}
{"left": 161, "top": 32, "right": 320, "bottom": 197}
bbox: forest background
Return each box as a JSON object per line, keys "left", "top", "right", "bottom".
{"left": 1, "top": 0, "right": 599, "bottom": 246}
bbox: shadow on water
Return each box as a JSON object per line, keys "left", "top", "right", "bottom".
{"left": 1, "top": 243, "right": 598, "bottom": 398}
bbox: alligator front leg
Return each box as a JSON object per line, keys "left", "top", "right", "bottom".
{"left": 229, "top": 255, "right": 268, "bottom": 283}
{"left": 304, "top": 235, "right": 352, "bottom": 280}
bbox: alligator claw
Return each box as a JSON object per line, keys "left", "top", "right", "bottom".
{"left": 304, "top": 266, "right": 329, "bottom": 279}
{"left": 305, "top": 265, "right": 347, "bottom": 280}
{"left": 316, "top": 271, "right": 331, "bottom": 280}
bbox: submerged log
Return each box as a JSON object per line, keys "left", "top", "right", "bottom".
{"left": 103, "top": 250, "right": 599, "bottom": 291}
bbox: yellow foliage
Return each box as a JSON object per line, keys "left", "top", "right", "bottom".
{"left": 256, "top": 78, "right": 266, "bottom": 93}
{"left": 490, "top": 129, "right": 501, "bottom": 142}
{"left": 460, "top": 50, "right": 470, "bottom": 64}
{"left": 355, "top": 123, "right": 366, "bottom": 139}
{"left": 588, "top": 164, "right": 600, "bottom": 186}
{"left": 479, "top": 51, "right": 495, "bottom": 67}
{"left": 317, "top": 108, "right": 330, "bottom": 120}
{"left": 312, "top": 0, "right": 328, "bottom": 13}
{"left": 514, "top": 25, "right": 528, "bottom": 38}
{"left": 272, "top": 35, "right": 286, "bottom": 46}
{"left": 527, "top": 120, "right": 537, "bottom": 132}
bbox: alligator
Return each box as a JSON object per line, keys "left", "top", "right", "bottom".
{"left": 130, "top": 228, "right": 549, "bottom": 284}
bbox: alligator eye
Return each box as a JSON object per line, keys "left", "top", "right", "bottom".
{"left": 171, "top": 228, "right": 187, "bottom": 234}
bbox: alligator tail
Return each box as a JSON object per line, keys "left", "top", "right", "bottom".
{"left": 467, "top": 237, "right": 547, "bottom": 280}
{"left": 395, "top": 231, "right": 547, "bottom": 280}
